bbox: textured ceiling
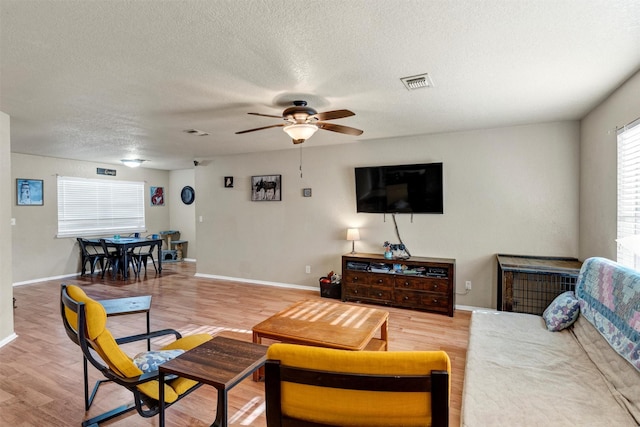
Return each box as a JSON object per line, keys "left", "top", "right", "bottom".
{"left": 1, "top": 0, "right": 639, "bottom": 170}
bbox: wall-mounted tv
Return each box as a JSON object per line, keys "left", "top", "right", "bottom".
{"left": 355, "top": 162, "right": 443, "bottom": 214}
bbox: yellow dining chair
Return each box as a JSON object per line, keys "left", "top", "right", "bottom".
{"left": 60, "top": 284, "right": 212, "bottom": 426}
{"left": 264, "top": 343, "right": 451, "bottom": 427}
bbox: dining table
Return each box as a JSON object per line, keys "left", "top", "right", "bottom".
{"left": 86, "top": 237, "right": 163, "bottom": 280}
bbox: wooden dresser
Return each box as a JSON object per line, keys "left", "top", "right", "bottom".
{"left": 342, "top": 253, "right": 456, "bottom": 317}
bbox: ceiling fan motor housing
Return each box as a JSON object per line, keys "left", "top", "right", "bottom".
{"left": 283, "top": 100, "right": 317, "bottom": 123}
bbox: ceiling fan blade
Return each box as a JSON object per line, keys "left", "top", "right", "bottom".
{"left": 310, "top": 109, "right": 355, "bottom": 121}
{"left": 235, "top": 123, "right": 285, "bottom": 134}
{"left": 317, "top": 122, "right": 363, "bottom": 136}
{"left": 248, "top": 112, "right": 283, "bottom": 119}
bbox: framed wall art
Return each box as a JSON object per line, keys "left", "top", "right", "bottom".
{"left": 251, "top": 174, "right": 281, "bottom": 201}
{"left": 16, "top": 179, "right": 43, "bottom": 206}
{"left": 150, "top": 186, "right": 165, "bottom": 206}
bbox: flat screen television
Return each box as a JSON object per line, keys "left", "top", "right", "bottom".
{"left": 355, "top": 162, "right": 443, "bottom": 214}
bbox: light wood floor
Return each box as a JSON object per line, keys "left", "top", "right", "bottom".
{"left": 2, "top": 262, "right": 470, "bottom": 426}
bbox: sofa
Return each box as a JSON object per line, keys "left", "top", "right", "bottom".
{"left": 461, "top": 257, "right": 640, "bottom": 426}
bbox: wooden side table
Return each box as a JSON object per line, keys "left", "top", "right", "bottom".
{"left": 159, "top": 336, "right": 267, "bottom": 427}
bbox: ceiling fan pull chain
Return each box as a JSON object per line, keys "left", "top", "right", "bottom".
{"left": 299, "top": 146, "right": 303, "bottom": 178}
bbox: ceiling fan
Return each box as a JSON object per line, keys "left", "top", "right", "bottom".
{"left": 235, "top": 100, "right": 363, "bottom": 144}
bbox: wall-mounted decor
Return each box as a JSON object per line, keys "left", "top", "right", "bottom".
{"left": 181, "top": 186, "right": 195, "bottom": 205}
{"left": 303, "top": 188, "right": 312, "bottom": 197}
{"left": 224, "top": 176, "right": 234, "bottom": 188}
{"left": 150, "top": 186, "right": 165, "bottom": 206}
{"left": 16, "top": 179, "right": 43, "bottom": 206}
{"left": 252, "top": 174, "right": 281, "bottom": 201}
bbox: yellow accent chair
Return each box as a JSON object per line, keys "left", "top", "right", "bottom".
{"left": 264, "top": 343, "right": 450, "bottom": 427}
{"left": 60, "top": 284, "right": 212, "bottom": 426}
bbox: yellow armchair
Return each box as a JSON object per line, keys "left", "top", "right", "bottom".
{"left": 60, "top": 284, "right": 212, "bottom": 426}
{"left": 265, "top": 343, "right": 450, "bottom": 427}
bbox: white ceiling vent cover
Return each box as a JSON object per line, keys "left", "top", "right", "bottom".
{"left": 400, "top": 73, "right": 434, "bottom": 90}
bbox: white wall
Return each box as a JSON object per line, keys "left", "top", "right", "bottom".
{"left": 580, "top": 70, "right": 640, "bottom": 260}
{"left": 195, "top": 121, "right": 580, "bottom": 309}
{"left": 0, "top": 112, "right": 14, "bottom": 344}
{"left": 10, "top": 154, "right": 171, "bottom": 283}
{"left": 169, "top": 169, "right": 197, "bottom": 260}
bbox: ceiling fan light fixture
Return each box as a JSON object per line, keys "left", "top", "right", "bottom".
{"left": 121, "top": 159, "right": 145, "bottom": 168}
{"left": 283, "top": 123, "right": 318, "bottom": 141}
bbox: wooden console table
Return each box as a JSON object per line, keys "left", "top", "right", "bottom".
{"left": 342, "top": 253, "right": 456, "bottom": 316}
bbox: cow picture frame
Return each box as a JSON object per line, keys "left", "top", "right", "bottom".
{"left": 251, "top": 174, "right": 281, "bottom": 201}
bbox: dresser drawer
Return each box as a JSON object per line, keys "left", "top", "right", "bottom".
{"left": 394, "top": 289, "right": 422, "bottom": 306}
{"left": 343, "top": 271, "right": 367, "bottom": 285}
{"left": 343, "top": 284, "right": 368, "bottom": 299}
{"left": 368, "top": 273, "right": 394, "bottom": 287}
{"left": 395, "top": 276, "right": 449, "bottom": 292}
{"left": 420, "top": 292, "right": 450, "bottom": 312}
{"left": 368, "top": 285, "right": 393, "bottom": 301}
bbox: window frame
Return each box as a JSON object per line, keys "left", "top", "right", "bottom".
{"left": 57, "top": 176, "right": 146, "bottom": 238}
{"left": 616, "top": 117, "right": 640, "bottom": 268}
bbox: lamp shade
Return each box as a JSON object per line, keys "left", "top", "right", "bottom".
{"left": 283, "top": 124, "right": 318, "bottom": 141}
{"left": 346, "top": 228, "right": 360, "bottom": 241}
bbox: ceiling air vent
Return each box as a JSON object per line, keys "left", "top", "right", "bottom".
{"left": 400, "top": 73, "right": 434, "bottom": 90}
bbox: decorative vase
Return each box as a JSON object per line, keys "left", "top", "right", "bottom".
{"left": 384, "top": 249, "right": 393, "bottom": 260}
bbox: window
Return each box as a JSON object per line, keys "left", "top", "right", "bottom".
{"left": 57, "top": 176, "right": 145, "bottom": 237}
{"left": 617, "top": 118, "right": 640, "bottom": 268}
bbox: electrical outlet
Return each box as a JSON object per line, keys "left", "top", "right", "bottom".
{"left": 305, "top": 265, "right": 311, "bottom": 274}
{"left": 465, "top": 281, "right": 472, "bottom": 290}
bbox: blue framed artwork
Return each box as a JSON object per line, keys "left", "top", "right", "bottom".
{"left": 16, "top": 179, "right": 43, "bottom": 206}
{"left": 150, "top": 186, "right": 165, "bottom": 206}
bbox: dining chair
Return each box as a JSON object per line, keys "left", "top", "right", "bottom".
{"left": 131, "top": 243, "right": 158, "bottom": 277}
{"left": 99, "top": 239, "right": 137, "bottom": 280}
{"left": 77, "top": 238, "right": 106, "bottom": 276}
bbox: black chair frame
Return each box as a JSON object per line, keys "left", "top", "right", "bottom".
{"left": 77, "top": 238, "right": 106, "bottom": 276}
{"left": 60, "top": 284, "right": 203, "bottom": 427}
{"left": 264, "top": 360, "right": 449, "bottom": 427}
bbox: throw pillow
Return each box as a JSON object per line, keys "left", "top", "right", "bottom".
{"left": 133, "top": 349, "right": 185, "bottom": 379}
{"left": 542, "top": 291, "right": 580, "bottom": 331}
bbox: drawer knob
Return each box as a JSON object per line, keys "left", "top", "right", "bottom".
{"left": 432, "top": 284, "right": 438, "bottom": 290}
{"left": 353, "top": 276, "right": 358, "bottom": 281}
{"left": 404, "top": 295, "right": 409, "bottom": 300}
{"left": 404, "top": 282, "right": 410, "bottom": 287}
{"left": 354, "top": 289, "right": 358, "bottom": 294}
{"left": 433, "top": 299, "right": 438, "bottom": 304}
{"left": 377, "top": 279, "right": 383, "bottom": 284}
{"left": 377, "top": 292, "right": 383, "bottom": 297}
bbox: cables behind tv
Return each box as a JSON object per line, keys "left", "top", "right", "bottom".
{"left": 392, "top": 213, "right": 411, "bottom": 258}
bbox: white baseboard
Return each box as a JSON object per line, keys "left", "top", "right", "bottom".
{"left": 0, "top": 332, "right": 18, "bottom": 349}
{"left": 455, "top": 304, "right": 496, "bottom": 312}
{"left": 13, "top": 272, "right": 79, "bottom": 287}
{"left": 194, "top": 273, "right": 317, "bottom": 292}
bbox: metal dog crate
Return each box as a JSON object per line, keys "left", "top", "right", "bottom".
{"left": 497, "top": 254, "right": 583, "bottom": 315}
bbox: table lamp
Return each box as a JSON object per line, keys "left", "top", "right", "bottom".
{"left": 346, "top": 228, "right": 360, "bottom": 254}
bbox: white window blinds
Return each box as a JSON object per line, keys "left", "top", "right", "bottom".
{"left": 57, "top": 176, "right": 145, "bottom": 237}
{"left": 617, "top": 118, "right": 640, "bottom": 268}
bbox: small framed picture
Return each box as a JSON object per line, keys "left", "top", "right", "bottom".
{"left": 303, "top": 188, "right": 312, "bottom": 197}
{"left": 251, "top": 174, "right": 281, "bottom": 201}
{"left": 150, "top": 186, "right": 165, "bottom": 206}
{"left": 224, "top": 176, "right": 234, "bottom": 188}
{"left": 16, "top": 179, "right": 43, "bottom": 206}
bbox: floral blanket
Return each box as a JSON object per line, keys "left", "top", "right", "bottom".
{"left": 576, "top": 257, "right": 640, "bottom": 371}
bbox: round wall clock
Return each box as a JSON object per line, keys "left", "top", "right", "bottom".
{"left": 181, "top": 186, "right": 195, "bottom": 205}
